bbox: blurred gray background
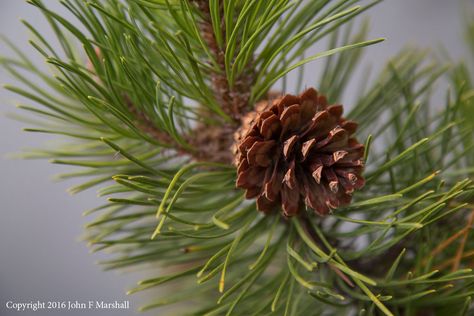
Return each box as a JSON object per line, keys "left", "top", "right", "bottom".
{"left": 0, "top": 1, "right": 471, "bottom": 315}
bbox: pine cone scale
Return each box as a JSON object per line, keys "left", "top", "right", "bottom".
{"left": 246, "top": 140, "right": 276, "bottom": 167}
{"left": 283, "top": 135, "right": 298, "bottom": 158}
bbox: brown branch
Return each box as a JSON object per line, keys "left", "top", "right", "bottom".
{"left": 429, "top": 226, "right": 470, "bottom": 258}
{"left": 123, "top": 95, "right": 172, "bottom": 143}
{"left": 192, "top": 0, "right": 253, "bottom": 122}
{"left": 87, "top": 50, "right": 192, "bottom": 154}
{"left": 451, "top": 209, "right": 474, "bottom": 271}
{"left": 423, "top": 209, "right": 474, "bottom": 271}
{"left": 123, "top": 95, "right": 192, "bottom": 156}
{"left": 436, "top": 249, "right": 474, "bottom": 271}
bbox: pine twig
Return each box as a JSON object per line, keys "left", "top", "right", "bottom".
{"left": 124, "top": 95, "right": 173, "bottom": 145}
{"left": 123, "top": 95, "right": 196, "bottom": 156}
{"left": 192, "top": 0, "right": 253, "bottom": 122}
{"left": 452, "top": 209, "right": 474, "bottom": 271}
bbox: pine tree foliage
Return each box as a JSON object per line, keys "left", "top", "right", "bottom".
{"left": 2, "top": 1, "right": 474, "bottom": 315}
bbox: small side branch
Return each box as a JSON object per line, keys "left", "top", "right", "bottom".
{"left": 124, "top": 95, "right": 192, "bottom": 155}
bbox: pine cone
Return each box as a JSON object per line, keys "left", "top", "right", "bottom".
{"left": 235, "top": 88, "right": 365, "bottom": 217}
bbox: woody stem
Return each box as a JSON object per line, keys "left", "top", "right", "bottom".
{"left": 192, "top": 0, "right": 253, "bottom": 123}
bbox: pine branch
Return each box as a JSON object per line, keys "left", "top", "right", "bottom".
{"left": 192, "top": 0, "right": 253, "bottom": 122}
{"left": 123, "top": 94, "right": 196, "bottom": 155}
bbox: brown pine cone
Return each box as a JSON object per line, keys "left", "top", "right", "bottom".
{"left": 235, "top": 88, "right": 365, "bottom": 217}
